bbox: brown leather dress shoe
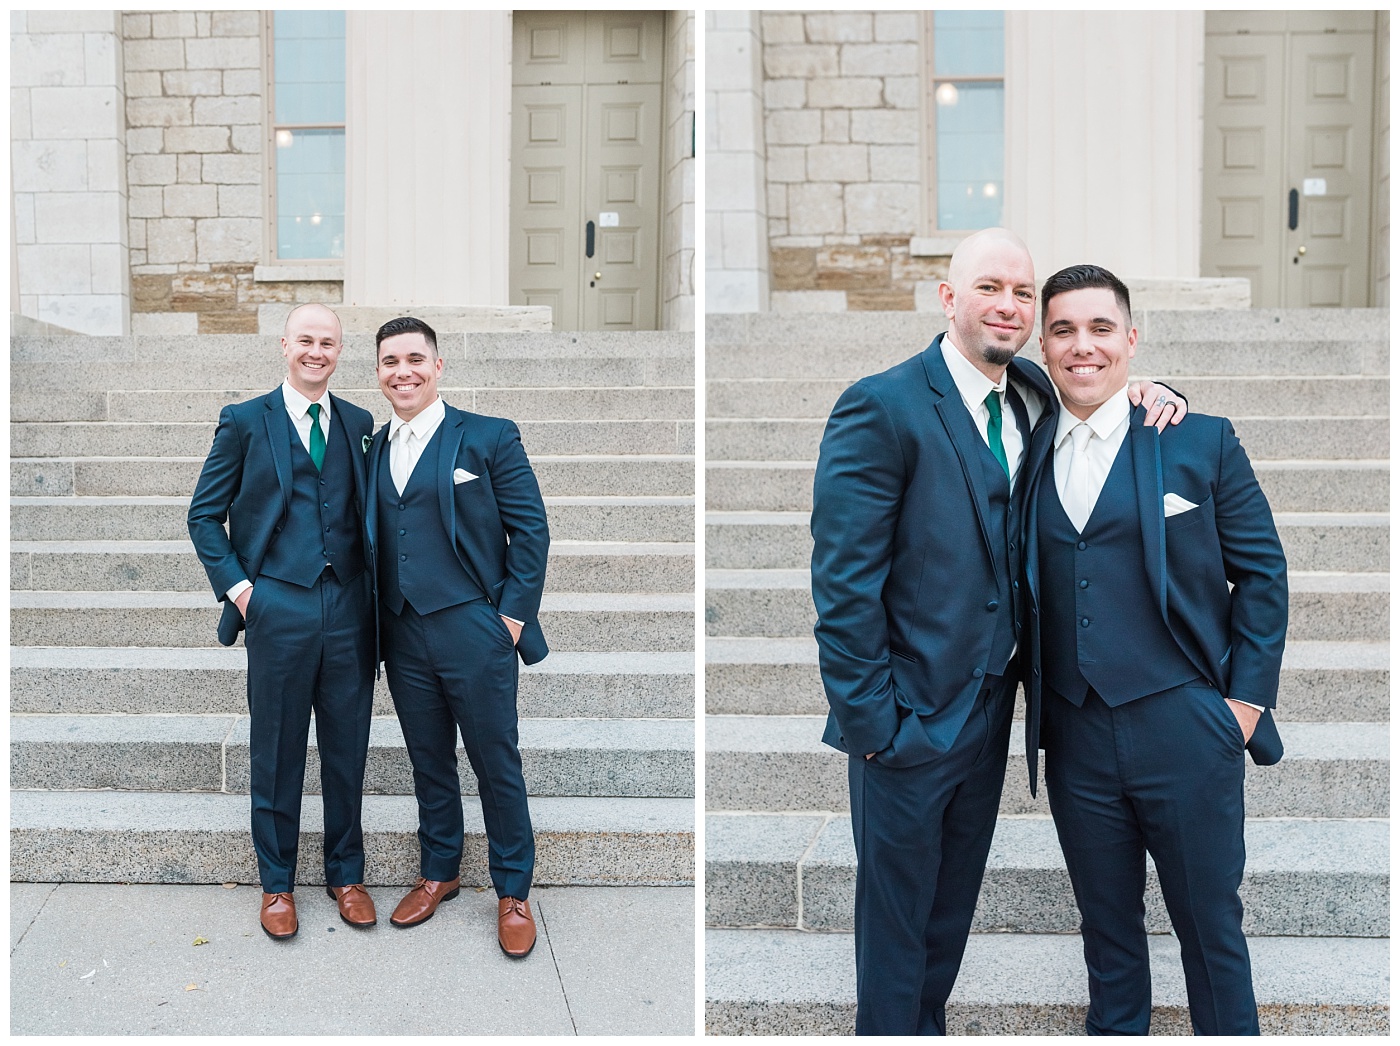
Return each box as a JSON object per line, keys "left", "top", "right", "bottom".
{"left": 326, "top": 883, "right": 376, "bottom": 927}
{"left": 390, "top": 877, "right": 461, "bottom": 927}
{"left": 498, "top": 896, "right": 536, "bottom": 958}
{"left": 260, "top": 892, "right": 298, "bottom": 940}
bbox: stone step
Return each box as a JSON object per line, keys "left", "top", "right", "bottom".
{"left": 11, "top": 419, "right": 696, "bottom": 458}
{"left": 9, "top": 790, "right": 693, "bottom": 887}
{"left": 11, "top": 647, "right": 694, "bottom": 718}
{"left": 13, "top": 454, "right": 695, "bottom": 498}
{"left": 704, "top": 637, "right": 1389, "bottom": 722}
{"left": 12, "top": 385, "right": 695, "bottom": 424}
{"left": 705, "top": 459, "right": 1389, "bottom": 513}
{"left": 705, "top": 416, "right": 1387, "bottom": 463}
{"left": 705, "top": 568, "right": 1387, "bottom": 643}
{"left": 703, "top": 928, "right": 1389, "bottom": 1035}
{"left": 708, "top": 375, "right": 1392, "bottom": 420}
{"left": 705, "top": 510, "right": 1388, "bottom": 573}
{"left": 704, "top": 716, "right": 1388, "bottom": 819}
{"left": 705, "top": 813, "right": 1388, "bottom": 936}
{"left": 11, "top": 495, "right": 694, "bottom": 543}
{"left": 13, "top": 355, "right": 695, "bottom": 391}
{"left": 705, "top": 309, "right": 1388, "bottom": 379}
{"left": 11, "top": 539, "right": 695, "bottom": 594}
{"left": 11, "top": 591, "right": 694, "bottom": 652}
{"left": 11, "top": 714, "right": 694, "bottom": 799}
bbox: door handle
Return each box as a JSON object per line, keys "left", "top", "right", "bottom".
{"left": 1288, "top": 188, "right": 1299, "bottom": 231}
{"left": 585, "top": 220, "right": 595, "bottom": 258}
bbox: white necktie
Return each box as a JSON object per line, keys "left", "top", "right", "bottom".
{"left": 391, "top": 425, "right": 414, "bottom": 496}
{"left": 1065, "top": 423, "right": 1093, "bottom": 532}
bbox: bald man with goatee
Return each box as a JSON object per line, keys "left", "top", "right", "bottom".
{"left": 189, "top": 303, "right": 378, "bottom": 939}
{"left": 811, "top": 229, "right": 1188, "bottom": 1034}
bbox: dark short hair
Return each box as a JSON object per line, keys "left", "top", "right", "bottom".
{"left": 1040, "top": 264, "right": 1132, "bottom": 328}
{"left": 375, "top": 315, "right": 438, "bottom": 358}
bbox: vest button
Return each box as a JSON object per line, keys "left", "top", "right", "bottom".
{"left": 1012, "top": 580, "right": 1019, "bottom": 590}
{"left": 1008, "top": 541, "right": 1016, "bottom": 551}
{"left": 1077, "top": 541, "right": 1087, "bottom": 550}
{"left": 1080, "top": 617, "right": 1090, "bottom": 627}
{"left": 985, "top": 600, "right": 998, "bottom": 611}
{"left": 399, "top": 504, "right": 406, "bottom": 510}
{"left": 325, "top": 526, "right": 331, "bottom": 533}
{"left": 323, "top": 502, "right": 330, "bottom": 509}
{"left": 320, "top": 478, "right": 326, "bottom": 486}
{"left": 398, "top": 528, "right": 405, "bottom": 536}
{"left": 972, "top": 667, "right": 984, "bottom": 679}
{"left": 1079, "top": 579, "right": 1089, "bottom": 589}
{"left": 400, "top": 554, "right": 407, "bottom": 562}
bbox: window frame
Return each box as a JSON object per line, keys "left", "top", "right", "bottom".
{"left": 918, "top": 11, "right": 1007, "bottom": 237}
{"left": 261, "top": 11, "right": 348, "bottom": 266}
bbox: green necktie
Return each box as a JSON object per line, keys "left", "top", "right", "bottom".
{"left": 307, "top": 402, "right": 326, "bottom": 471}
{"left": 983, "top": 390, "right": 1009, "bottom": 481}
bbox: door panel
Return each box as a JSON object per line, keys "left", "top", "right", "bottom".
{"left": 1202, "top": 13, "right": 1377, "bottom": 307}
{"left": 510, "top": 11, "right": 664, "bottom": 331}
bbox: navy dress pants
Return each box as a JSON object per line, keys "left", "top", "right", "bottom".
{"left": 1042, "top": 682, "right": 1258, "bottom": 1035}
{"left": 243, "top": 570, "right": 375, "bottom": 893}
{"left": 848, "top": 674, "right": 1015, "bottom": 1035}
{"left": 383, "top": 598, "right": 534, "bottom": 900}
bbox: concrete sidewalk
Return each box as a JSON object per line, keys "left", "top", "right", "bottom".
{"left": 11, "top": 883, "right": 693, "bottom": 1035}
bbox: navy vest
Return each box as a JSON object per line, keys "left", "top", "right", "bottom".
{"left": 1037, "top": 435, "right": 1200, "bottom": 706}
{"left": 971, "top": 385, "right": 1030, "bottom": 679}
{"left": 377, "top": 422, "right": 484, "bottom": 616}
{"left": 260, "top": 409, "right": 364, "bottom": 588}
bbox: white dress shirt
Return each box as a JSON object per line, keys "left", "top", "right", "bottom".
{"left": 941, "top": 334, "right": 1027, "bottom": 486}
{"left": 226, "top": 382, "right": 333, "bottom": 601}
{"left": 1052, "top": 386, "right": 1131, "bottom": 530}
{"left": 388, "top": 396, "right": 446, "bottom": 495}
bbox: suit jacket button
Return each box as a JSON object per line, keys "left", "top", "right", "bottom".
{"left": 972, "top": 667, "right": 984, "bottom": 679}
{"left": 985, "top": 600, "right": 998, "bottom": 611}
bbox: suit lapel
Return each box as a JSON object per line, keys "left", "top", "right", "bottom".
{"left": 262, "top": 387, "right": 292, "bottom": 518}
{"left": 328, "top": 393, "right": 365, "bottom": 510}
{"left": 437, "top": 403, "right": 467, "bottom": 553}
{"left": 1129, "top": 406, "right": 1169, "bottom": 621}
{"left": 365, "top": 424, "right": 390, "bottom": 552}
{"left": 923, "top": 336, "right": 995, "bottom": 565}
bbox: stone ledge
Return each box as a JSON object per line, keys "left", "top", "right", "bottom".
{"left": 252, "top": 263, "right": 344, "bottom": 283}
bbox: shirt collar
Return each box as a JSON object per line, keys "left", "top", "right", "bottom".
{"left": 281, "top": 380, "right": 330, "bottom": 419}
{"left": 940, "top": 331, "right": 1006, "bottom": 412}
{"left": 388, "top": 396, "right": 444, "bottom": 442}
{"left": 1055, "top": 385, "right": 1131, "bottom": 447}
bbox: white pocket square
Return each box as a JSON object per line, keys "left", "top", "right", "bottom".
{"left": 1163, "top": 492, "right": 1198, "bottom": 517}
{"left": 453, "top": 468, "right": 478, "bottom": 485}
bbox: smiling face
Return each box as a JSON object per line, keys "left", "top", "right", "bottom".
{"left": 938, "top": 230, "right": 1038, "bottom": 379}
{"left": 377, "top": 331, "right": 443, "bottom": 421}
{"left": 281, "top": 304, "right": 342, "bottom": 398}
{"left": 1040, "top": 286, "right": 1137, "bottom": 420}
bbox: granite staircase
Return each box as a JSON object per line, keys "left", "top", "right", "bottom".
{"left": 704, "top": 310, "right": 1389, "bottom": 1034}
{"left": 11, "top": 329, "right": 695, "bottom": 890}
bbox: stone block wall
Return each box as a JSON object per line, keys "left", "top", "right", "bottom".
{"left": 120, "top": 10, "right": 342, "bottom": 335}
{"left": 760, "top": 11, "right": 939, "bottom": 310}
{"left": 661, "top": 10, "right": 696, "bottom": 332}
{"left": 12, "top": 11, "right": 130, "bottom": 334}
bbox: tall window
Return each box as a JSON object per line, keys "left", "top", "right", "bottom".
{"left": 928, "top": 12, "right": 1004, "bottom": 231}
{"left": 267, "top": 11, "right": 346, "bottom": 261}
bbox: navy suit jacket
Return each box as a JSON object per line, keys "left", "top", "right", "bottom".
{"left": 811, "top": 335, "right": 1056, "bottom": 764}
{"left": 365, "top": 402, "right": 551, "bottom": 666}
{"left": 187, "top": 386, "right": 375, "bottom": 647}
{"left": 1023, "top": 404, "right": 1289, "bottom": 784}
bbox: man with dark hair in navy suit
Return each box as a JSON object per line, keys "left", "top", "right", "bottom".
{"left": 811, "top": 229, "right": 1189, "bottom": 1035}
{"left": 366, "top": 316, "right": 550, "bottom": 958}
{"left": 1024, "top": 264, "right": 1287, "bottom": 1034}
{"left": 188, "top": 302, "right": 378, "bottom": 939}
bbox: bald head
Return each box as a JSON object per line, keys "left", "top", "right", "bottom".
{"left": 937, "top": 228, "right": 1037, "bottom": 379}
{"left": 283, "top": 302, "right": 342, "bottom": 340}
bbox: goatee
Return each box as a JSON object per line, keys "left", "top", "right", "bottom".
{"left": 982, "top": 345, "right": 1018, "bottom": 368}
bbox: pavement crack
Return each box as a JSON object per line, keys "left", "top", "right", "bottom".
{"left": 11, "top": 882, "right": 60, "bottom": 955}
{"left": 537, "top": 897, "right": 578, "bottom": 1035}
